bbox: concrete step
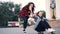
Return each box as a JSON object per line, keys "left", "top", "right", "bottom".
{"left": 48, "top": 20, "right": 60, "bottom": 28}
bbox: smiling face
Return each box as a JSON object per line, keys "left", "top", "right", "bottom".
{"left": 38, "top": 11, "right": 43, "bottom": 17}
{"left": 29, "top": 4, "right": 34, "bottom": 11}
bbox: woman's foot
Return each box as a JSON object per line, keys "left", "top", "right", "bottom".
{"left": 24, "top": 31, "right": 26, "bottom": 33}
{"left": 23, "top": 29, "right": 26, "bottom": 33}
{"left": 23, "top": 29, "right": 25, "bottom": 31}
{"left": 46, "top": 28, "right": 56, "bottom": 32}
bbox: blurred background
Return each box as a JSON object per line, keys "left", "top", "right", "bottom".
{"left": 0, "top": 0, "right": 60, "bottom": 34}
{"left": 0, "top": 0, "right": 60, "bottom": 28}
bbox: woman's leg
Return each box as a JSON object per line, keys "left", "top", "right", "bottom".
{"left": 43, "top": 21, "right": 56, "bottom": 33}
{"left": 23, "top": 16, "right": 28, "bottom": 32}
{"left": 23, "top": 19, "right": 27, "bottom": 31}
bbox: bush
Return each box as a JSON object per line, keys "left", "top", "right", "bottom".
{"left": 0, "top": 2, "right": 21, "bottom": 27}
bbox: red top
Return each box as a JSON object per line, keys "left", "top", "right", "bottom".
{"left": 18, "top": 7, "right": 29, "bottom": 18}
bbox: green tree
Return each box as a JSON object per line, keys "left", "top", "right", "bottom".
{"left": 12, "top": 4, "right": 20, "bottom": 21}
{"left": 0, "top": 2, "right": 20, "bottom": 27}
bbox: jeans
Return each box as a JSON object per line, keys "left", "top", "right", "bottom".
{"left": 22, "top": 15, "right": 28, "bottom": 28}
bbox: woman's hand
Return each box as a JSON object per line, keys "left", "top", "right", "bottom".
{"left": 29, "top": 13, "right": 34, "bottom": 18}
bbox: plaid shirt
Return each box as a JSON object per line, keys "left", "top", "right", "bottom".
{"left": 18, "top": 7, "right": 29, "bottom": 18}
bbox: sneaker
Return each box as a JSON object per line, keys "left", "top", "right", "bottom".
{"left": 23, "top": 30, "right": 25, "bottom": 31}
{"left": 23, "top": 30, "right": 26, "bottom": 33}
{"left": 46, "top": 28, "right": 56, "bottom": 32}
{"left": 50, "top": 28, "right": 56, "bottom": 32}
{"left": 24, "top": 31, "right": 26, "bottom": 33}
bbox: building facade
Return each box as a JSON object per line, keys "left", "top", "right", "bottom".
{"left": 0, "top": 0, "right": 60, "bottom": 19}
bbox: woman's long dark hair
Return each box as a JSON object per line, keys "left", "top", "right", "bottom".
{"left": 23, "top": 2, "right": 35, "bottom": 12}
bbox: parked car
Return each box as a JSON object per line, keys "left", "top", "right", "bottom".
{"left": 8, "top": 21, "right": 19, "bottom": 27}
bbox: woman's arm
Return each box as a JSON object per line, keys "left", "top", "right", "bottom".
{"left": 33, "top": 15, "right": 38, "bottom": 20}
{"left": 34, "top": 16, "right": 41, "bottom": 29}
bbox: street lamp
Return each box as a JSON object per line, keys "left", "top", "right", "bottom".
{"left": 50, "top": 1, "right": 56, "bottom": 19}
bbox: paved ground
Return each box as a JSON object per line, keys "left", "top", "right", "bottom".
{"left": 48, "top": 20, "right": 60, "bottom": 28}
{"left": 0, "top": 26, "right": 60, "bottom": 34}
{"left": 0, "top": 20, "right": 60, "bottom": 34}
